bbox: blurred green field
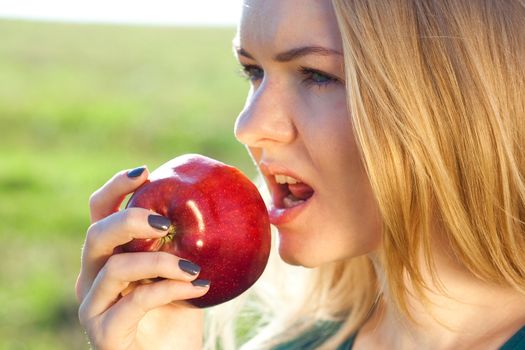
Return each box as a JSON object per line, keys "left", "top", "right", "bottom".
{"left": 0, "top": 19, "right": 253, "bottom": 349}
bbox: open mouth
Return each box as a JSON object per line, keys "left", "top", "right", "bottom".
{"left": 271, "top": 174, "right": 315, "bottom": 209}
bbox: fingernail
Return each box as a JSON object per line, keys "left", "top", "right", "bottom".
{"left": 179, "top": 259, "right": 201, "bottom": 276}
{"left": 191, "top": 279, "right": 210, "bottom": 288}
{"left": 148, "top": 214, "right": 171, "bottom": 231}
{"left": 127, "top": 166, "right": 146, "bottom": 178}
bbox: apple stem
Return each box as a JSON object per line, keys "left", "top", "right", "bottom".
{"left": 162, "top": 224, "right": 177, "bottom": 243}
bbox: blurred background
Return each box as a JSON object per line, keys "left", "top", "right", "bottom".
{"left": 0, "top": 1, "right": 256, "bottom": 348}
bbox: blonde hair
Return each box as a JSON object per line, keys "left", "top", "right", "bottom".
{"left": 208, "top": 0, "right": 525, "bottom": 348}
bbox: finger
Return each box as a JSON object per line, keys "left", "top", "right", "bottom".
{"left": 80, "top": 252, "right": 204, "bottom": 319}
{"left": 85, "top": 208, "right": 172, "bottom": 260}
{"left": 77, "top": 208, "right": 171, "bottom": 301}
{"left": 89, "top": 166, "right": 149, "bottom": 223}
{"left": 99, "top": 279, "right": 209, "bottom": 334}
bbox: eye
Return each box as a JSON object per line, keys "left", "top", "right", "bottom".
{"left": 239, "top": 64, "right": 264, "bottom": 82}
{"left": 299, "top": 67, "right": 340, "bottom": 88}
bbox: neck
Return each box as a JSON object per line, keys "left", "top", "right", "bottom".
{"left": 361, "top": 247, "right": 525, "bottom": 350}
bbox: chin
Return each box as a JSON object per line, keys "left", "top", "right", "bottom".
{"left": 276, "top": 226, "right": 380, "bottom": 268}
{"left": 277, "top": 232, "right": 324, "bottom": 268}
{"left": 279, "top": 252, "right": 317, "bottom": 268}
{"left": 278, "top": 249, "right": 330, "bottom": 268}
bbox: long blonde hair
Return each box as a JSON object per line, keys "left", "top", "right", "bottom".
{"left": 208, "top": 1, "right": 525, "bottom": 348}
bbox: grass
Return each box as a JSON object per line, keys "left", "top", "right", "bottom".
{"left": 0, "top": 18, "right": 253, "bottom": 349}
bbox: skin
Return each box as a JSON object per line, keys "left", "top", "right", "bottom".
{"left": 76, "top": 169, "right": 207, "bottom": 349}
{"left": 234, "top": 0, "right": 382, "bottom": 268}
{"left": 234, "top": 0, "right": 525, "bottom": 349}
{"left": 77, "top": 0, "right": 525, "bottom": 348}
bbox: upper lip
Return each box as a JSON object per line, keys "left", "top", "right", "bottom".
{"left": 258, "top": 161, "right": 315, "bottom": 208}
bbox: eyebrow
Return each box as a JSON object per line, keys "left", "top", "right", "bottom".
{"left": 236, "top": 46, "right": 342, "bottom": 62}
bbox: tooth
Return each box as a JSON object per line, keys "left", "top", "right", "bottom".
{"left": 286, "top": 176, "right": 298, "bottom": 184}
{"left": 275, "top": 175, "right": 286, "bottom": 184}
{"left": 283, "top": 194, "right": 305, "bottom": 208}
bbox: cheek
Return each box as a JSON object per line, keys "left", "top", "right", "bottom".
{"left": 318, "top": 89, "right": 351, "bottom": 132}
{"left": 319, "top": 98, "right": 382, "bottom": 258}
{"left": 334, "top": 96, "right": 348, "bottom": 114}
{"left": 316, "top": 101, "right": 356, "bottom": 159}
{"left": 297, "top": 191, "right": 381, "bottom": 266}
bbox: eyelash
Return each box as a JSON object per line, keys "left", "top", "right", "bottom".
{"left": 239, "top": 65, "right": 264, "bottom": 82}
{"left": 238, "top": 64, "right": 340, "bottom": 88}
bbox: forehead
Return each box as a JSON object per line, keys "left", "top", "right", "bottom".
{"left": 237, "top": 0, "right": 342, "bottom": 54}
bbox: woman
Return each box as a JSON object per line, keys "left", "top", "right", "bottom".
{"left": 76, "top": 0, "right": 525, "bottom": 349}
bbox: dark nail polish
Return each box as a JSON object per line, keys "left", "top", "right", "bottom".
{"left": 127, "top": 166, "right": 146, "bottom": 178}
{"left": 191, "top": 279, "right": 210, "bottom": 288}
{"left": 148, "top": 214, "right": 171, "bottom": 231}
{"left": 179, "top": 259, "right": 201, "bottom": 276}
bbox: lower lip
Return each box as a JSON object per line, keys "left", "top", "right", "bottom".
{"left": 268, "top": 194, "right": 314, "bottom": 226}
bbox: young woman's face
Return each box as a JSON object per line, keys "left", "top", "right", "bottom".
{"left": 234, "top": 0, "right": 382, "bottom": 267}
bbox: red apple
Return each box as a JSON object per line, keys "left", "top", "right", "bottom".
{"left": 118, "top": 154, "right": 271, "bottom": 308}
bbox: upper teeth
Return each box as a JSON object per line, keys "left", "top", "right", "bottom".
{"left": 275, "top": 174, "right": 300, "bottom": 184}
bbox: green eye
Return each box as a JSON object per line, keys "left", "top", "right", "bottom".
{"left": 239, "top": 65, "right": 264, "bottom": 82}
{"left": 299, "top": 67, "right": 339, "bottom": 88}
{"left": 311, "top": 71, "right": 331, "bottom": 84}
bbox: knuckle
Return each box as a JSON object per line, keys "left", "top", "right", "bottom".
{"left": 103, "top": 254, "right": 123, "bottom": 279}
{"left": 121, "top": 208, "right": 142, "bottom": 232}
{"left": 89, "top": 190, "right": 102, "bottom": 212}
{"left": 128, "top": 285, "right": 148, "bottom": 313}
{"left": 152, "top": 252, "right": 164, "bottom": 270}
{"left": 85, "top": 222, "right": 101, "bottom": 247}
{"left": 152, "top": 252, "right": 171, "bottom": 273}
{"left": 78, "top": 299, "right": 96, "bottom": 330}
{"left": 78, "top": 302, "right": 87, "bottom": 326}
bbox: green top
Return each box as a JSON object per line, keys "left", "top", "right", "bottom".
{"left": 500, "top": 327, "right": 525, "bottom": 350}
{"left": 275, "top": 323, "right": 525, "bottom": 349}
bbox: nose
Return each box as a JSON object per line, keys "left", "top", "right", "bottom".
{"left": 234, "top": 79, "right": 297, "bottom": 148}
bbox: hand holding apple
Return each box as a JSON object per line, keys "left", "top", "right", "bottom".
{"left": 118, "top": 154, "right": 271, "bottom": 308}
